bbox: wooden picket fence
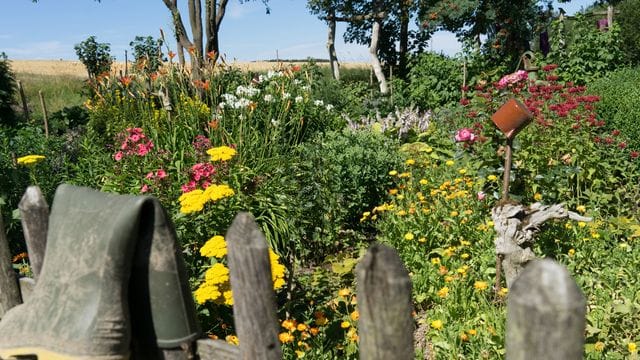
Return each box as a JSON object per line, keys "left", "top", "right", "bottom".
{"left": 0, "top": 186, "right": 586, "bottom": 359}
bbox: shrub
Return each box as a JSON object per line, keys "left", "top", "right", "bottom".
{"left": 74, "top": 36, "right": 113, "bottom": 80}
{"left": 398, "top": 52, "right": 463, "bottom": 110}
{"left": 547, "top": 13, "right": 625, "bottom": 84}
{"left": 293, "top": 129, "right": 403, "bottom": 263}
{"left": 589, "top": 66, "right": 640, "bottom": 150}
{"left": 129, "top": 35, "right": 164, "bottom": 74}
{"left": 0, "top": 52, "right": 17, "bottom": 127}
{"left": 617, "top": 0, "right": 640, "bottom": 65}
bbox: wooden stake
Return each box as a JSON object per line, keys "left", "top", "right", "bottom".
{"left": 38, "top": 91, "right": 49, "bottom": 138}
{"left": 17, "top": 80, "right": 29, "bottom": 120}
{"left": 502, "top": 138, "right": 513, "bottom": 201}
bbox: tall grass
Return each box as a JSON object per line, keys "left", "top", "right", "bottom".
{"left": 13, "top": 73, "right": 87, "bottom": 122}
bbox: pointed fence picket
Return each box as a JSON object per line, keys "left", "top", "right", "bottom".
{"left": 0, "top": 186, "right": 586, "bottom": 359}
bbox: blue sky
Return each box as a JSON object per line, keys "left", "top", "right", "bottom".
{"left": 0, "top": 0, "right": 594, "bottom": 62}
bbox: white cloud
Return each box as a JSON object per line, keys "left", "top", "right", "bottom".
{"left": 3, "top": 41, "right": 73, "bottom": 60}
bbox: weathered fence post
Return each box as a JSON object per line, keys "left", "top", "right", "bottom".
{"left": 226, "top": 212, "right": 282, "bottom": 360}
{"left": 38, "top": 90, "right": 49, "bottom": 138}
{"left": 356, "top": 243, "right": 414, "bottom": 360}
{"left": 18, "top": 186, "right": 49, "bottom": 280}
{"left": 17, "top": 80, "right": 29, "bottom": 120}
{"left": 506, "top": 259, "right": 585, "bottom": 360}
{"left": 0, "top": 213, "right": 22, "bottom": 318}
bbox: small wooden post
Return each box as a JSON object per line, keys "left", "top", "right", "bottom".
{"left": 502, "top": 137, "right": 513, "bottom": 201}
{"left": 17, "top": 80, "right": 29, "bottom": 120}
{"left": 226, "top": 212, "right": 282, "bottom": 360}
{"left": 356, "top": 243, "right": 414, "bottom": 360}
{"left": 0, "top": 213, "right": 22, "bottom": 318}
{"left": 37, "top": 91, "right": 49, "bottom": 138}
{"left": 125, "top": 50, "right": 128, "bottom": 77}
{"left": 607, "top": 5, "right": 614, "bottom": 29}
{"left": 507, "top": 259, "right": 585, "bottom": 360}
{"left": 18, "top": 186, "right": 49, "bottom": 280}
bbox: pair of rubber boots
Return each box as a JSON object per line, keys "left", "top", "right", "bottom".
{"left": 0, "top": 184, "right": 200, "bottom": 359}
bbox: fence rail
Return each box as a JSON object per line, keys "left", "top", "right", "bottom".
{"left": 0, "top": 186, "right": 586, "bottom": 359}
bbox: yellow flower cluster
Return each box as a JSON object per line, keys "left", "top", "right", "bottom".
{"left": 207, "top": 146, "right": 237, "bottom": 162}
{"left": 179, "top": 184, "right": 235, "bottom": 214}
{"left": 200, "top": 235, "right": 227, "bottom": 258}
{"left": 17, "top": 155, "right": 45, "bottom": 166}
{"left": 194, "top": 235, "right": 286, "bottom": 305}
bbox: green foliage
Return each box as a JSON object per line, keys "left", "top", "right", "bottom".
{"left": 547, "top": 14, "right": 625, "bottom": 84}
{"left": 74, "top": 36, "right": 113, "bottom": 80}
{"left": 589, "top": 66, "right": 640, "bottom": 151}
{"left": 617, "top": 0, "right": 640, "bottom": 65}
{"left": 0, "top": 52, "right": 17, "bottom": 127}
{"left": 294, "top": 129, "right": 402, "bottom": 263}
{"left": 394, "top": 52, "right": 463, "bottom": 110}
{"left": 129, "top": 35, "right": 164, "bottom": 74}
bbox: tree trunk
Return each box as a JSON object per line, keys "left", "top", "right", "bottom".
{"left": 398, "top": 0, "right": 410, "bottom": 78}
{"left": 369, "top": 19, "right": 388, "bottom": 94}
{"left": 327, "top": 9, "right": 340, "bottom": 80}
{"left": 188, "top": 0, "right": 204, "bottom": 78}
{"left": 163, "top": 0, "right": 195, "bottom": 70}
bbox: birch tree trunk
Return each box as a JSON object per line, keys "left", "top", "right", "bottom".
{"left": 369, "top": 19, "right": 388, "bottom": 94}
{"left": 327, "top": 10, "right": 340, "bottom": 80}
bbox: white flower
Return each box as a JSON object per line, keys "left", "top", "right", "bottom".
{"left": 271, "top": 118, "right": 279, "bottom": 126}
{"left": 326, "top": 104, "right": 334, "bottom": 111}
{"left": 282, "top": 92, "right": 291, "bottom": 99}
{"left": 264, "top": 94, "right": 273, "bottom": 102}
{"left": 295, "top": 96, "right": 304, "bottom": 103}
{"left": 236, "top": 85, "right": 260, "bottom": 97}
{"left": 313, "top": 100, "right": 324, "bottom": 106}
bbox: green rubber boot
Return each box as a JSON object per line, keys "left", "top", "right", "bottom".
{"left": 0, "top": 184, "right": 199, "bottom": 359}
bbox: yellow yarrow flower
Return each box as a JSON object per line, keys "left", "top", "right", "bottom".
{"left": 445, "top": 160, "right": 455, "bottom": 166}
{"left": 206, "top": 146, "right": 237, "bottom": 161}
{"left": 179, "top": 189, "right": 208, "bottom": 214}
{"left": 487, "top": 174, "right": 498, "bottom": 181}
{"left": 200, "top": 235, "right": 227, "bottom": 258}
{"left": 576, "top": 205, "right": 587, "bottom": 213}
{"left": 350, "top": 310, "right": 359, "bottom": 321}
{"left": 533, "top": 193, "right": 543, "bottom": 201}
{"left": 340, "top": 321, "right": 351, "bottom": 329}
{"left": 193, "top": 283, "right": 222, "bottom": 304}
{"left": 204, "top": 183, "right": 235, "bottom": 202}
{"left": 269, "top": 249, "right": 286, "bottom": 289}
{"left": 405, "top": 159, "right": 415, "bottom": 166}
{"left": 17, "top": 154, "right": 45, "bottom": 166}
{"left": 404, "top": 232, "right": 415, "bottom": 240}
{"left": 205, "top": 263, "right": 230, "bottom": 284}
{"left": 629, "top": 342, "right": 637, "bottom": 353}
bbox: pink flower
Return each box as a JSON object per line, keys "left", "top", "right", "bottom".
{"left": 140, "top": 184, "right": 150, "bottom": 193}
{"left": 181, "top": 181, "right": 197, "bottom": 193}
{"left": 455, "top": 128, "right": 477, "bottom": 143}
{"left": 129, "top": 134, "right": 141, "bottom": 143}
{"left": 145, "top": 171, "right": 155, "bottom": 179}
{"left": 477, "top": 191, "right": 486, "bottom": 200}
{"left": 114, "top": 151, "right": 123, "bottom": 161}
{"left": 156, "top": 169, "right": 167, "bottom": 179}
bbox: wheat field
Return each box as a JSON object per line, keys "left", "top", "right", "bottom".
{"left": 10, "top": 60, "right": 370, "bottom": 78}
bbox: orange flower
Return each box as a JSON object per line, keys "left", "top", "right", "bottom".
{"left": 12, "top": 252, "right": 28, "bottom": 263}
{"left": 119, "top": 76, "right": 132, "bottom": 87}
{"left": 168, "top": 51, "right": 176, "bottom": 59}
{"left": 207, "top": 50, "right": 217, "bottom": 60}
